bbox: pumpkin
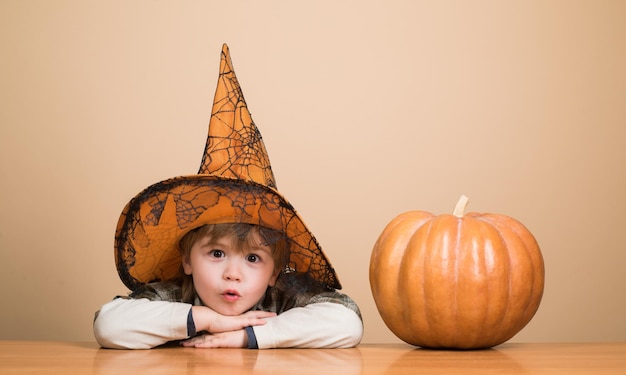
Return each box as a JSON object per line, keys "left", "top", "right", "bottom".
{"left": 369, "top": 195, "right": 544, "bottom": 349}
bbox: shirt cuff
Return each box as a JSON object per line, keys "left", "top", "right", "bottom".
{"left": 245, "top": 326, "right": 258, "bottom": 349}
{"left": 186, "top": 308, "right": 196, "bottom": 337}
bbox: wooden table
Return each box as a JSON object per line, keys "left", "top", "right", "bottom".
{"left": 1, "top": 341, "right": 624, "bottom": 374}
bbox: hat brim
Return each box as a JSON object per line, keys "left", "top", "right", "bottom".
{"left": 115, "top": 175, "right": 341, "bottom": 291}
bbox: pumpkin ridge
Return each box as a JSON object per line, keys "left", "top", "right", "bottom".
{"left": 502, "top": 227, "right": 515, "bottom": 345}
{"left": 415, "top": 219, "right": 435, "bottom": 344}
{"left": 452, "top": 216, "right": 463, "bottom": 347}
{"left": 475, "top": 219, "right": 496, "bottom": 347}
{"left": 499, "top": 221, "right": 516, "bottom": 342}
{"left": 481, "top": 214, "right": 541, "bottom": 344}
{"left": 503, "top": 216, "right": 543, "bottom": 324}
{"left": 428, "top": 214, "right": 464, "bottom": 348}
{"left": 481, "top": 218, "right": 512, "bottom": 347}
{"left": 457, "top": 216, "right": 493, "bottom": 348}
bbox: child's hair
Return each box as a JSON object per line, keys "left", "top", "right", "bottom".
{"left": 177, "top": 223, "right": 290, "bottom": 303}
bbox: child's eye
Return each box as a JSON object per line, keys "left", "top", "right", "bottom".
{"left": 210, "top": 250, "right": 224, "bottom": 258}
{"left": 246, "top": 254, "right": 260, "bottom": 263}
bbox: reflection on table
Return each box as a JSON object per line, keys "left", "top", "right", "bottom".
{"left": 0, "top": 341, "right": 625, "bottom": 374}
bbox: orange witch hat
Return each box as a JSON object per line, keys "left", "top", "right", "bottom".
{"left": 114, "top": 44, "right": 340, "bottom": 291}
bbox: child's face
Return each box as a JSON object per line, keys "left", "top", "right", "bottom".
{"left": 182, "top": 229, "right": 280, "bottom": 316}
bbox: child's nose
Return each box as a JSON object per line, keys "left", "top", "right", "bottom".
{"left": 223, "top": 260, "right": 242, "bottom": 281}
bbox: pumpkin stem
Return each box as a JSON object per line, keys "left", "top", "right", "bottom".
{"left": 453, "top": 195, "right": 469, "bottom": 218}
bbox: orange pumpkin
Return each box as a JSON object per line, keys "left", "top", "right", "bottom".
{"left": 369, "top": 195, "right": 545, "bottom": 349}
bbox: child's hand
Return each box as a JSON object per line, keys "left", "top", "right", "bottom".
{"left": 180, "top": 330, "right": 247, "bottom": 348}
{"left": 191, "top": 306, "right": 276, "bottom": 333}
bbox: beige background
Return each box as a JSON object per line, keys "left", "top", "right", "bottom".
{"left": 1, "top": 0, "right": 625, "bottom": 344}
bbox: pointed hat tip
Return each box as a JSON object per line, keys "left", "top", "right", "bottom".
{"left": 198, "top": 43, "right": 277, "bottom": 189}
{"left": 219, "top": 43, "right": 233, "bottom": 74}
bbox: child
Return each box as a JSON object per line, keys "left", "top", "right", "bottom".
{"left": 93, "top": 44, "right": 363, "bottom": 349}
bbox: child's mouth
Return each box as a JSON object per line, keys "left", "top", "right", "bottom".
{"left": 222, "top": 290, "right": 240, "bottom": 301}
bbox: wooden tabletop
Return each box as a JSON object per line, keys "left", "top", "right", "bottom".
{"left": 0, "top": 341, "right": 624, "bottom": 374}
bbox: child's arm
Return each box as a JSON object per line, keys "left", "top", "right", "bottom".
{"left": 250, "top": 300, "right": 363, "bottom": 349}
{"left": 189, "top": 305, "right": 276, "bottom": 334}
{"left": 93, "top": 297, "right": 191, "bottom": 349}
{"left": 94, "top": 297, "right": 277, "bottom": 349}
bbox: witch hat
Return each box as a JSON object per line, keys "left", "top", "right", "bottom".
{"left": 114, "top": 44, "right": 340, "bottom": 291}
